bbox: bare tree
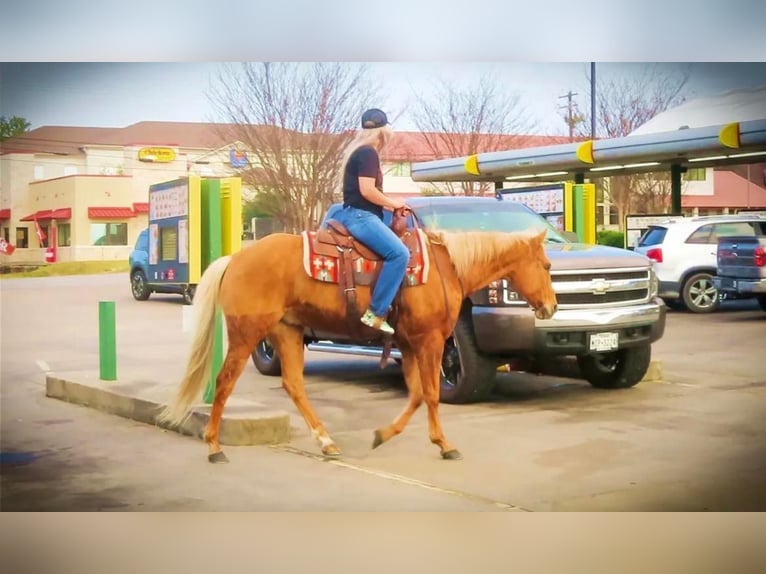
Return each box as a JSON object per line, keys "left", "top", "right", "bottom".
{"left": 209, "top": 62, "right": 381, "bottom": 233}
{"left": 578, "top": 64, "right": 690, "bottom": 225}
{"left": 410, "top": 74, "right": 536, "bottom": 196}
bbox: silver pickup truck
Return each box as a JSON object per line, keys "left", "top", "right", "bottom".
{"left": 251, "top": 196, "right": 667, "bottom": 404}
{"left": 714, "top": 231, "right": 766, "bottom": 311}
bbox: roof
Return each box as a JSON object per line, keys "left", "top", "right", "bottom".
{"left": 88, "top": 207, "right": 137, "bottom": 218}
{"left": 630, "top": 86, "right": 766, "bottom": 136}
{"left": 411, "top": 118, "right": 766, "bottom": 183}
{"left": 1, "top": 120, "right": 582, "bottom": 163}
{"left": 0, "top": 121, "right": 251, "bottom": 156}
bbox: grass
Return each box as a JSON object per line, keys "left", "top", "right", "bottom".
{"left": 0, "top": 260, "right": 130, "bottom": 279}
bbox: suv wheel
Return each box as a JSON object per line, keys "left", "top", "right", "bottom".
{"left": 131, "top": 270, "right": 151, "bottom": 301}
{"left": 251, "top": 338, "right": 282, "bottom": 376}
{"left": 439, "top": 311, "right": 498, "bottom": 404}
{"left": 757, "top": 296, "right": 766, "bottom": 312}
{"left": 682, "top": 272, "right": 720, "bottom": 313}
{"left": 182, "top": 285, "right": 196, "bottom": 305}
{"left": 577, "top": 344, "right": 651, "bottom": 389}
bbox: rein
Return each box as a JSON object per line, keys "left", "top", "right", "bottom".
{"left": 379, "top": 211, "right": 463, "bottom": 369}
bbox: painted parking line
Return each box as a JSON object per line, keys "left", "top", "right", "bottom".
{"left": 272, "top": 444, "right": 530, "bottom": 512}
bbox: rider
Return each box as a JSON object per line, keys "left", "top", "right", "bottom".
{"left": 332, "top": 108, "right": 411, "bottom": 335}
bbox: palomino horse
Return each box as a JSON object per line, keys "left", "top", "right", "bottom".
{"left": 159, "top": 218, "right": 557, "bottom": 463}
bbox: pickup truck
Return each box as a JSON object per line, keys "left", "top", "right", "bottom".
{"left": 714, "top": 231, "right": 766, "bottom": 311}
{"left": 251, "top": 195, "right": 667, "bottom": 404}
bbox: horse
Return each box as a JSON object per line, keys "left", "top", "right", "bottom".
{"left": 159, "top": 215, "right": 558, "bottom": 463}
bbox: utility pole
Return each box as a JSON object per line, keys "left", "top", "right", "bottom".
{"left": 559, "top": 90, "right": 580, "bottom": 142}
{"left": 590, "top": 62, "right": 596, "bottom": 139}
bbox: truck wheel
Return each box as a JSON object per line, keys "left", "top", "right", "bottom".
{"left": 131, "top": 270, "right": 151, "bottom": 301}
{"left": 439, "top": 311, "right": 499, "bottom": 404}
{"left": 577, "top": 344, "right": 651, "bottom": 389}
{"left": 251, "top": 338, "right": 282, "bottom": 377}
{"left": 681, "top": 272, "right": 719, "bottom": 313}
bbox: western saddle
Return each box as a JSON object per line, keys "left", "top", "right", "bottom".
{"left": 310, "top": 208, "right": 421, "bottom": 321}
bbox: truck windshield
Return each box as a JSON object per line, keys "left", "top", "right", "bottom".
{"left": 414, "top": 202, "right": 568, "bottom": 243}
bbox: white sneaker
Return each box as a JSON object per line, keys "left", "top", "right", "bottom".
{"left": 360, "top": 309, "right": 395, "bottom": 335}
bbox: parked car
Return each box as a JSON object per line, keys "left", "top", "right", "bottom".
{"left": 634, "top": 214, "right": 766, "bottom": 313}
{"left": 714, "top": 228, "right": 766, "bottom": 311}
{"left": 252, "top": 196, "right": 667, "bottom": 404}
{"left": 128, "top": 228, "right": 196, "bottom": 305}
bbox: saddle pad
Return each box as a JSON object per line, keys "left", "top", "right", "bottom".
{"left": 301, "top": 228, "right": 430, "bottom": 287}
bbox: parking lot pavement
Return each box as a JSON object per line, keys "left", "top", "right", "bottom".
{"left": 2, "top": 273, "right": 765, "bottom": 510}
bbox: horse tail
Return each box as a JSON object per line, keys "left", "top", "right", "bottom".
{"left": 158, "top": 254, "right": 232, "bottom": 428}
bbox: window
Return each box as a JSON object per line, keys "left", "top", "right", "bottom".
{"left": 57, "top": 223, "right": 71, "bottom": 247}
{"left": 637, "top": 226, "right": 667, "bottom": 247}
{"left": 91, "top": 222, "right": 128, "bottom": 246}
{"left": 2, "top": 227, "right": 8, "bottom": 242}
{"left": 684, "top": 168, "right": 707, "bottom": 181}
{"left": 686, "top": 224, "right": 715, "bottom": 244}
{"left": 712, "top": 221, "right": 763, "bottom": 240}
{"left": 64, "top": 166, "right": 78, "bottom": 176}
{"left": 15, "top": 227, "right": 28, "bottom": 248}
{"left": 34, "top": 165, "right": 44, "bottom": 180}
{"left": 160, "top": 226, "right": 178, "bottom": 261}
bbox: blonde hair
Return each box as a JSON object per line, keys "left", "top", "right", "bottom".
{"left": 334, "top": 125, "right": 393, "bottom": 198}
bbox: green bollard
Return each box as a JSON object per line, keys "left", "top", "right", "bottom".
{"left": 201, "top": 179, "right": 223, "bottom": 404}
{"left": 99, "top": 301, "right": 117, "bottom": 380}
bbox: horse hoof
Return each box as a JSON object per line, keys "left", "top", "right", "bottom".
{"left": 322, "top": 444, "right": 342, "bottom": 458}
{"left": 208, "top": 451, "right": 229, "bottom": 464}
{"left": 372, "top": 430, "right": 385, "bottom": 449}
{"left": 441, "top": 449, "right": 462, "bottom": 460}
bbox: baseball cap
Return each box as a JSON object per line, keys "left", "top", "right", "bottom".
{"left": 361, "top": 108, "right": 389, "bottom": 129}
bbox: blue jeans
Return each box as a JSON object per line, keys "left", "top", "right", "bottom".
{"left": 331, "top": 206, "right": 410, "bottom": 317}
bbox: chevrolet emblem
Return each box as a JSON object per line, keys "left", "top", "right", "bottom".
{"left": 590, "top": 278, "right": 611, "bottom": 295}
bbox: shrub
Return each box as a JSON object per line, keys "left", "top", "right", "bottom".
{"left": 597, "top": 230, "right": 625, "bottom": 248}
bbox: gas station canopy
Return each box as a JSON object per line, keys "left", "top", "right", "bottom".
{"left": 410, "top": 119, "right": 766, "bottom": 184}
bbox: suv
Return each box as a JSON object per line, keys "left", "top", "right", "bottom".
{"left": 634, "top": 214, "right": 766, "bottom": 313}
{"left": 252, "top": 196, "right": 667, "bottom": 404}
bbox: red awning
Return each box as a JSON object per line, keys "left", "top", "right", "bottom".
{"left": 132, "top": 202, "right": 149, "bottom": 213}
{"left": 20, "top": 208, "right": 72, "bottom": 222}
{"left": 88, "top": 207, "right": 137, "bottom": 219}
{"left": 0, "top": 208, "right": 10, "bottom": 219}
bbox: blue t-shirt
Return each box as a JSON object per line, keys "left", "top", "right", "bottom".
{"left": 342, "top": 145, "right": 384, "bottom": 219}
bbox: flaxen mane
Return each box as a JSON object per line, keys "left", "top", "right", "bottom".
{"left": 424, "top": 228, "right": 539, "bottom": 281}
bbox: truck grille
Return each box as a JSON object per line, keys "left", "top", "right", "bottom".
{"left": 551, "top": 267, "right": 652, "bottom": 308}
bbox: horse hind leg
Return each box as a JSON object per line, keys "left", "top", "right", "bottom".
{"left": 203, "top": 341, "right": 252, "bottom": 463}
{"left": 270, "top": 321, "right": 340, "bottom": 457}
{"left": 372, "top": 347, "right": 423, "bottom": 449}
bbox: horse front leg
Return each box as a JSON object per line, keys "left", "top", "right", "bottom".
{"left": 270, "top": 322, "right": 340, "bottom": 457}
{"left": 418, "top": 335, "right": 461, "bottom": 460}
{"left": 372, "top": 346, "right": 424, "bottom": 449}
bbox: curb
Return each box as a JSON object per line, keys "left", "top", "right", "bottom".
{"left": 45, "top": 374, "right": 291, "bottom": 446}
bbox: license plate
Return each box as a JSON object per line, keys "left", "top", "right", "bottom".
{"left": 589, "top": 332, "right": 619, "bottom": 352}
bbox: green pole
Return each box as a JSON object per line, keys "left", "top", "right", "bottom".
{"left": 573, "top": 184, "right": 586, "bottom": 242}
{"left": 99, "top": 301, "right": 117, "bottom": 381}
{"left": 670, "top": 164, "right": 683, "bottom": 215}
{"left": 201, "top": 179, "right": 223, "bottom": 404}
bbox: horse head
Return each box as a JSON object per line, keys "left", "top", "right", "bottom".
{"left": 505, "top": 229, "right": 558, "bottom": 320}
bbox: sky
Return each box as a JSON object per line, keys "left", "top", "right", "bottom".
{"left": 2, "top": 62, "right": 766, "bottom": 137}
